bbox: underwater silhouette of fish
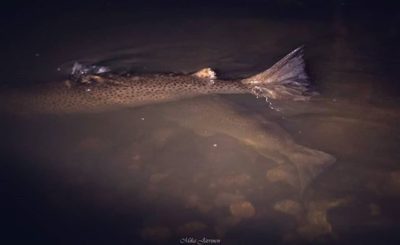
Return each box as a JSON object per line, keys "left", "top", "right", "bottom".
{"left": 160, "top": 96, "right": 335, "bottom": 193}
{"left": 2, "top": 46, "right": 311, "bottom": 114}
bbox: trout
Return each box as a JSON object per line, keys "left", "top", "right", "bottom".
{"left": 2, "top": 47, "right": 311, "bottom": 114}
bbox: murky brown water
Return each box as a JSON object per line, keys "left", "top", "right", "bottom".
{"left": 2, "top": 3, "right": 400, "bottom": 244}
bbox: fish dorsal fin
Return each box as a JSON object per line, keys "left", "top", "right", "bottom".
{"left": 192, "top": 68, "right": 217, "bottom": 80}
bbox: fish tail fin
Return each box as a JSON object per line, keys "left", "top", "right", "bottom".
{"left": 242, "top": 46, "right": 313, "bottom": 101}
{"left": 288, "top": 146, "right": 336, "bottom": 193}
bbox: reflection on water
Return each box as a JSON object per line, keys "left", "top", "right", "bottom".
{"left": 2, "top": 4, "right": 400, "bottom": 244}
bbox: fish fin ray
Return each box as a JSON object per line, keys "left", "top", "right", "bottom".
{"left": 289, "top": 146, "right": 336, "bottom": 193}
{"left": 242, "top": 46, "right": 312, "bottom": 101}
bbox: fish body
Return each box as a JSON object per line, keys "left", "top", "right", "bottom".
{"left": 160, "top": 96, "right": 335, "bottom": 192}
{"left": 3, "top": 73, "right": 247, "bottom": 113}
{"left": 2, "top": 46, "right": 310, "bottom": 114}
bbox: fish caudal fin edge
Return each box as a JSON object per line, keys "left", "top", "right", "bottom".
{"left": 288, "top": 146, "right": 336, "bottom": 193}
{"left": 242, "top": 46, "right": 312, "bottom": 101}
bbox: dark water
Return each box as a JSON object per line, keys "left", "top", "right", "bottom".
{"left": 2, "top": 2, "right": 400, "bottom": 244}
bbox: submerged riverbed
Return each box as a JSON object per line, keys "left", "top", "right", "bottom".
{"left": 1, "top": 2, "right": 400, "bottom": 244}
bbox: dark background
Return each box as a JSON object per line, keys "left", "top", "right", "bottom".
{"left": 1, "top": 0, "right": 399, "bottom": 86}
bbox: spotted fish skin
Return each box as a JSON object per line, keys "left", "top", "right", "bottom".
{"left": 4, "top": 74, "right": 247, "bottom": 114}
{"left": 2, "top": 46, "right": 311, "bottom": 114}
